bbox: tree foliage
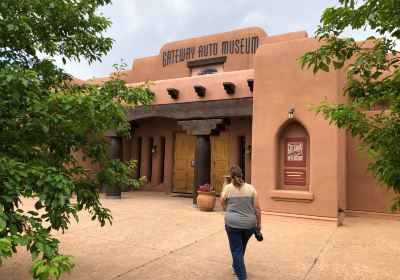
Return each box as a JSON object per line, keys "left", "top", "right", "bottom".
{"left": 0, "top": 0, "right": 154, "bottom": 278}
{"left": 300, "top": 0, "right": 400, "bottom": 211}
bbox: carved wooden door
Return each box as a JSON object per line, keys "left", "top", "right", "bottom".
{"left": 211, "top": 131, "right": 229, "bottom": 194}
{"left": 173, "top": 132, "right": 196, "bottom": 193}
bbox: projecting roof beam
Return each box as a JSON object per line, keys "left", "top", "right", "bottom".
{"left": 167, "top": 88, "right": 179, "bottom": 99}
{"left": 223, "top": 82, "right": 235, "bottom": 95}
{"left": 194, "top": 85, "right": 206, "bottom": 97}
{"left": 247, "top": 79, "right": 254, "bottom": 92}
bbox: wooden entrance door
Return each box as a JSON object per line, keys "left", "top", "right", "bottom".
{"left": 211, "top": 131, "right": 229, "bottom": 194}
{"left": 173, "top": 132, "right": 196, "bottom": 193}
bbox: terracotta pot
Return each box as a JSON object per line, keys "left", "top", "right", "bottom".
{"left": 197, "top": 191, "right": 216, "bottom": 212}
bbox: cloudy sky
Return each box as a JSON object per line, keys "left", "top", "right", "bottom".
{"left": 59, "top": 0, "right": 375, "bottom": 80}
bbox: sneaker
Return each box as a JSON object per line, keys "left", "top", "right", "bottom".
{"left": 231, "top": 265, "right": 236, "bottom": 275}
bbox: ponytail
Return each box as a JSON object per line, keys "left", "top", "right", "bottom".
{"left": 229, "top": 165, "right": 244, "bottom": 188}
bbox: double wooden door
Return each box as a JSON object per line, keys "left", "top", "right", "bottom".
{"left": 172, "top": 131, "right": 229, "bottom": 194}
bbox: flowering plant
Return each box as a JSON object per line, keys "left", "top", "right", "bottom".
{"left": 197, "top": 183, "right": 214, "bottom": 192}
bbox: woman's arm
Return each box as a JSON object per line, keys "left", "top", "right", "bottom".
{"left": 220, "top": 184, "right": 227, "bottom": 211}
{"left": 253, "top": 194, "right": 262, "bottom": 230}
{"left": 220, "top": 196, "right": 227, "bottom": 211}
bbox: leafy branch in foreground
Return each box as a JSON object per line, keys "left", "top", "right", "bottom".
{"left": 299, "top": 0, "right": 400, "bottom": 211}
{"left": 0, "top": 0, "right": 154, "bottom": 278}
{"left": 0, "top": 65, "right": 154, "bottom": 278}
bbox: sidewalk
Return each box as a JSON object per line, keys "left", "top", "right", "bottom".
{"left": 2, "top": 191, "right": 400, "bottom": 279}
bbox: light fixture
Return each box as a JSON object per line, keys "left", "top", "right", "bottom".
{"left": 151, "top": 145, "right": 158, "bottom": 154}
{"left": 288, "top": 106, "right": 295, "bottom": 119}
{"left": 245, "top": 144, "right": 252, "bottom": 155}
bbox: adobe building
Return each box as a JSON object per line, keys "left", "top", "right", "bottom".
{"left": 83, "top": 27, "right": 399, "bottom": 225}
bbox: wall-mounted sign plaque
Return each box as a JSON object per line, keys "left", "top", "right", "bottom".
{"left": 284, "top": 137, "right": 306, "bottom": 167}
{"left": 284, "top": 169, "right": 306, "bottom": 186}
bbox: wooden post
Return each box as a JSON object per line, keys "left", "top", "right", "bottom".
{"left": 193, "top": 135, "right": 211, "bottom": 205}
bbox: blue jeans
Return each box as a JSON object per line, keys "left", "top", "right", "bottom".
{"left": 225, "top": 224, "right": 255, "bottom": 280}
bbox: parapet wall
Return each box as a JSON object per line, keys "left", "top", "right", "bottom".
{"left": 87, "top": 27, "right": 308, "bottom": 84}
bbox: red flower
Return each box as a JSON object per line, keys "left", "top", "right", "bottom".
{"left": 198, "top": 183, "right": 213, "bottom": 192}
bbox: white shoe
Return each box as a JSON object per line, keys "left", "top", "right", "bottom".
{"left": 231, "top": 265, "right": 236, "bottom": 275}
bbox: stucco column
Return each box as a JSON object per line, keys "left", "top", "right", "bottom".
{"left": 193, "top": 135, "right": 211, "bottom": 205}
{"left": 140, "top": 137, "right": 151, "bottom": 180}
{"left": 106, "top": 136, "right": 122, "bottom": 199}
{"left": 151, "top": 137, "right": 163, "bottom": 186}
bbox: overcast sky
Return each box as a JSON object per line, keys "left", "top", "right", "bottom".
{"left": 59, "top": 0, "right": 376, "bottom": 80}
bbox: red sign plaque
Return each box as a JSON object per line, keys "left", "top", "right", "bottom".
{"left": 284, "top": 169, "right": 306, "bottom": 186}
{"left": 284, "top": 138, "right": 306, "bottom": 167}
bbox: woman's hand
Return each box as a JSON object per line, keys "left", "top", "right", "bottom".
{"left": 253, "top": 194, "right": 262, "bottom": 231}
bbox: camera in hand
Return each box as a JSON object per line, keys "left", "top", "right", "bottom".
{"left": 254, "top": 227, "right": 263, "bottom": 242}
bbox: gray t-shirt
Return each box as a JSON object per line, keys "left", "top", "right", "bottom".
{"left": 221, "top": 183, "right": 258, "bottom": 229}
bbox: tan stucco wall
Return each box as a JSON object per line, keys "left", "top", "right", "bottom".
{"left": 144, "top": 69, "right": 254, "bottom": 105}
{"left": 72, "top": 150, "right": 101, "bottom": 179}
{"left": 337, "top": 68, "right": 348, "bottom": 214}
{"left": 252, "top": 37, "right": 347, "bottom": 218}
{"left": 346, "top": 135, "right": 395, "bottom": 213}
{"left": 228, "top": 117, "right": 253, "bottom": 183}
{"left": 86, "top": 28, "right": 309, "bottom": 85}
{"left": 129, "top": 118, "right": 181, "bottom": 192}
{"left": 124, "top": 27, "right": 267, "bottom": 83}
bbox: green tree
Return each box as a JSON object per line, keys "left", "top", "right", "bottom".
{"left": 300, "top": 0, "right": 400, "bottom": 211}
{"left": 0, "top": 0, "right": 153, "bottom": 278}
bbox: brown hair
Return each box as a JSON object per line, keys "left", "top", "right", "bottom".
{"left": 230, "top": 165, "right": 244, "bottom": 188}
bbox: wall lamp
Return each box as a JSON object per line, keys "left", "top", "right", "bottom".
{"left": 167, "top": 88, "right": 179, "bottom": 99}
{"left": 194, "top": 85, "right": 206, "bottom": 97}
{"left": 288, "top": 106, "right": 295, "bottom": 119}
{"left": 223, "top": 82, "right": 235, "bottom": 95}
{"left": 151, "top": 145, "right": 158, "bottom": 154}
{"left": 245, "top": 144, "right": 252, "bottom": 155}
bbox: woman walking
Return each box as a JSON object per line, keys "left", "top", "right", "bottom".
{"left": 221, "top": 165, "right": 261, "bottom": 280}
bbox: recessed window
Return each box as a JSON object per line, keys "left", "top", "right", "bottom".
{"left": 278, "top": 122, "right": 310, "bottom": 191}
{"left": 191, "top": 64, "right": 224, "bottom": 76}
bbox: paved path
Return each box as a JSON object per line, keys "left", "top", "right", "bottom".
{"left": 2, "top": 191, "right": 400, "bottom": 279}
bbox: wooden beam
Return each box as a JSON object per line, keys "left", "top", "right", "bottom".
{"left": 223, "top": 82, "right": 235, "bottom": 95}
{"left": 194, "top": 85, "right": 206, "bottom": 97}
{"left": 126, "top": 98, "right": 252, "bottom": 121}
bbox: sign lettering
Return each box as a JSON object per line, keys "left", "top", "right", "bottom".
{"left": 162, "top": 36, "right": 259, "bottom": 67}
{"left": 284, "top": 138, "right": 307, "bottom": 167}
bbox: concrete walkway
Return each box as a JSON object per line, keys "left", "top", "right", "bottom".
{"left": 2, "top": 191, "right": 400, "bottom": 280}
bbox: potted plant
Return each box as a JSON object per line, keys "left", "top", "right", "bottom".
{"left": 197, "top": 183, "right": 216, "bottom": 212}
